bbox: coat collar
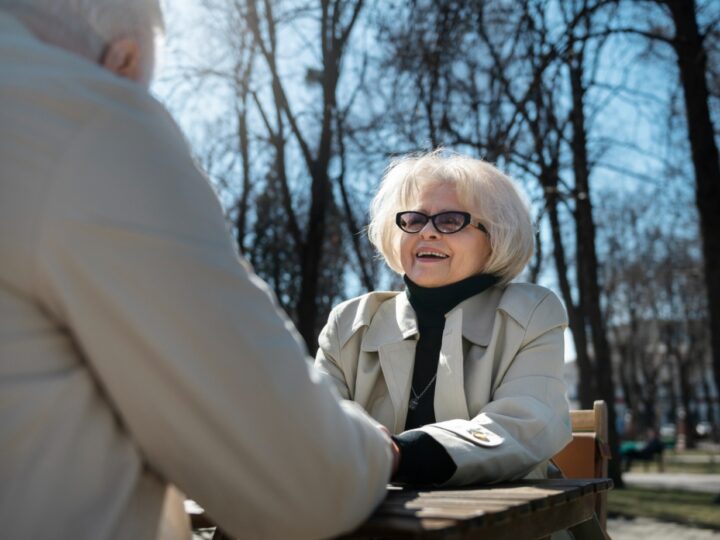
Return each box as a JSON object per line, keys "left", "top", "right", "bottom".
{"left": 457, "top": 285, "right": 504, "bottom": 346}
{"left": 360, "top": 285, "right": 504, "bottom": 351}
{"left": 360, "top": 292, "right": 418, "bottom": 351}
{"left": 358, "top": 286, "right": 505, "bottom": 431}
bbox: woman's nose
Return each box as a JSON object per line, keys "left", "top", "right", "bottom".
{"left": 418, "top": 220, "right": 439, "bottom": 239}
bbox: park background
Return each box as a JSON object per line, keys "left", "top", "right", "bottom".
{"left": 150, "top": 0, "right": 719, "bottom": 516}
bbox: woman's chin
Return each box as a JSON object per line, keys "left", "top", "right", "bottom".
{"left": 408, "top": 272, "right": 452, "bottom": 288}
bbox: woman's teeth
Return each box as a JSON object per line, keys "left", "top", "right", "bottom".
{"left": 417, "top": 251, "right": 448, "bottom": 259}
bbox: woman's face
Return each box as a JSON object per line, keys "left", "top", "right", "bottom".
{"left": 399, "top": 183, "right": 491, "bottom": 287}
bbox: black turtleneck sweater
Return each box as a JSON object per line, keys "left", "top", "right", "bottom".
{"left": 391, "top": 273, "right": 499, "bottom": 486}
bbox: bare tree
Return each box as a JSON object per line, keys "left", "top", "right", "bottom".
{"left": 245, "top": 0, "right": 370, "bottom": 347}
{"left": 612, "top": 0, "right": 720, "bottom": 419}
{"left": 598, "top": 183, "right": 712, "bottom": 446}
{"left": 656, "top": 0, "right": 720, "bottom": 409}
{"left": 164, "top": 0, "right": 378, "bottom": 350}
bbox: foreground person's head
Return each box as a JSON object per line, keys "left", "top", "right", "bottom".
{"left": 368, "top": 151, "right": 534, "bottom": 287}
{"left": 0, "top": 0, "right": 165, "bottom": 86}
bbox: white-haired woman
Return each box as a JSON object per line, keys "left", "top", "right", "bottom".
{"left": 315, "top": 151, "right": 572, "bottom": 486}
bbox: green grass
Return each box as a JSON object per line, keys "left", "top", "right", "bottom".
{"left": 626, "top": 460, "right": 720, "bottom": 474}
{"left": 623, "top": 448, "right": 720, "bottom": 474}
{"left": 608, "top": 487, "right": 720, "bottom": 529}
{"left": 657, "top": 462, "right": 719, "bottom": 474}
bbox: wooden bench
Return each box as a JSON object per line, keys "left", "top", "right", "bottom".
{"left": 552, "top": 400, "right": 612, "bottom": 537}
{"left": 192, "top": 403, "right": 614, "bottom": 539}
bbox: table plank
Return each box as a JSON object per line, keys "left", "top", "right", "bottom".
{"left": 340, "top": 479, "right": 611, "bottom": 539}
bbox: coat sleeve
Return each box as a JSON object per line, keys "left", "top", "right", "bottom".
{"left": 33, "top": 101, "right": 392, "bottom": 539}
{"left": 416, "top": 291, "right": 573, "bottom": 486}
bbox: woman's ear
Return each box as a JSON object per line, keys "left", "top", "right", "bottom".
{"left": 101, "top": 37, "right": 143, "bottom": 83}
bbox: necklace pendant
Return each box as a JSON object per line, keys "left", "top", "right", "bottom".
{"left": 408, "top": 397, "right": 419, "bottom": 410}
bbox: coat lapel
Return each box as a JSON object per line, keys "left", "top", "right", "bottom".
{"left": 378, "top": 341, "right": 417, "bottom": 432}
{"left": 434, "top": 286, "right": 503, "bottom": 421}
{"left": 459, "top": 285, "right": 503, "bottom": 347}
{"left": 434, "top": 308, "right": 470, "bottom": 421}
{"left": 361, "top": 293, "right": 418, "bottom": 433}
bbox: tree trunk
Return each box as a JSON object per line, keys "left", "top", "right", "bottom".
{"left": 677, "top": 355, "right": 697, "bottom": 450}
{"left": 700, "top": 372, "right": 719, "bottom": 442}
{"left": 235, "top": 96, "right": 251, "bottom": 254}
{"left": 336, "top": 116, "right": 375, "bottom": 292}
{"left": 296, "top": 165, "right": 330, "bottom": 350}
{"left": 296, "top": 36, "right": 341, "bottom": 349}
{"left": 247, "top": 0, "right": 365, "bottom": 351}
{"left": 664, "top": 0, "right": 720, "bottom": 403}
{"left": 615, "top": 340, "right": 636, "bottom": 437}
{"left": 667, "top": 369, "right": 679, "bottom": 426}
{"left": 627, "top": 309, "right": 648, "bottom": 431}
{"left": 568, "top": 59, "right": 623, "bottom": 487}
{"left": 546, "top": 191, "right": 594, "bottom": 408}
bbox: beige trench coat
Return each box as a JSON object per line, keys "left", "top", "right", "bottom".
{"left": 0, "top": 12, "right": 392, "bottom": 540}
{"left": 315, "top": 283, "right": 573, "bottom": 486}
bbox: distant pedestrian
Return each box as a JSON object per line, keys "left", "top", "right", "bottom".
{"left": 622, "top": 429, "right": 664, "bottom": 471}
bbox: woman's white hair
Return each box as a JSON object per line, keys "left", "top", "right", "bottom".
{"left": 367, "top": 150, "right": 535, "bottom": 284}
{"left": 0, "top": 0, "right": 164, "bottom": 62}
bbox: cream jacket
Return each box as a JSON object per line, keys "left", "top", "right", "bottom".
{"left": 315, "top": 283, "right": 573, "bottom": 486}
{"left": 0, "top": 12, "right": 392, "bottom": 540}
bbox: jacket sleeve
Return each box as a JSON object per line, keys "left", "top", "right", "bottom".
{"left": 416, "top": 291, "right": 573, "bottom": 486}
{"left": 314, "top": 309, "right": 353, "bottom": 400}
{"left": 33, "top": 102, "right": 392, "bottom": 539}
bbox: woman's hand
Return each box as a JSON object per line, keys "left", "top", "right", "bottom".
{"left": 379, "top": 425, "right": 401, "bottom": 477}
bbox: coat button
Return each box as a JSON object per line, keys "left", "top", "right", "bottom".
{"left": 472, "top": 431, "right": 489, "bottom": 442}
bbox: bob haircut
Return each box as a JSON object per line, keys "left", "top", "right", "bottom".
{"left": 367, "top": 150, "right": 534, "bottom": 284}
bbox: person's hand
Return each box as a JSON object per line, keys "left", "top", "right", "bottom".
{"left": 379, "top": 425, "right": 400, "bottom": 477}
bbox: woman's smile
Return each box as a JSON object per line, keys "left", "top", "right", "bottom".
{"left": 415, "top": 247, "right": 449, "bottom": 261}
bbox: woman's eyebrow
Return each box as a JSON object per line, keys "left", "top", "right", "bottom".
{"left": 409, "top": 208, "right": 462, "bottom": 214}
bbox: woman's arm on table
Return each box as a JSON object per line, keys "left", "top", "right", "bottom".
{"left": 414, "top": 290, "right": 572, "bottom": 486}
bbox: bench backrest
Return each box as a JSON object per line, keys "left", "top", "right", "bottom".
{"left": 552, "top": 400, "right": 611, "bottom": 533}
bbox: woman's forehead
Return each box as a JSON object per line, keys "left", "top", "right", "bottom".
{"left": 403, "top": 178, "right": 473, "bottom": 209}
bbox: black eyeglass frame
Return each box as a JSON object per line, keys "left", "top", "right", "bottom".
{"left": 395, "top": 211, "right": 489, "bottom": 235}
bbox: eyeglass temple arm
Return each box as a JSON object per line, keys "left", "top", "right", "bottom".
{"left": 474, "top": 222, "right": 489, "bottom": 234}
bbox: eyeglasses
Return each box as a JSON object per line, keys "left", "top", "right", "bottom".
{"left": 395, "top": 211, "right": 488, "bottom": 235}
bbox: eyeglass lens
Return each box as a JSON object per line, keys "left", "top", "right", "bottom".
{"left": 397, "top": 211, "right": 470, "bottom": 233}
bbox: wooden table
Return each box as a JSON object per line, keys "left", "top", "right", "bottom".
{"left": 339, "top": 478, "right": 613, "bottom": 539}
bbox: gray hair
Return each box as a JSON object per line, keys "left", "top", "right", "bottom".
{"left": 367, "top": 150, "right": 535, "bottom": 284}
{"left": 0, "top": 0, "right": 164, "bottom": 61}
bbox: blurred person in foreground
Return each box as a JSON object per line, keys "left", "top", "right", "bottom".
{"left": 315, "top": 151, "right": 572, "bottom": 487}
{"left": 0, "top": 1, "right": 397, "bottom": 538}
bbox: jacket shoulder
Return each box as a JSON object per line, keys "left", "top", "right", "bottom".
{"left": 498, "top": 283, "right": 567, "bottom": 333}
{"left": 1, "top": 15, "right": 177, "bottom": 144}
{"left": 329, "top": 291, "right": 401, "bottom": 347}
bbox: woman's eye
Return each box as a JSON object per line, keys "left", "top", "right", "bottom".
{"left": 405, "top": 214, "right": 425, "bottom": 227}
{"left": 438, "top": 214, "right": 462, "bottom": 226}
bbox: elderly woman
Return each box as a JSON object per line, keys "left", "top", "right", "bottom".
{"left": 315, "top": 151, "right": 572, "bottom": 487}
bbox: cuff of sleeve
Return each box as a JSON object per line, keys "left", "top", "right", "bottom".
{"left": 391, "top": 430, "right": 457, "bottom": 486}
